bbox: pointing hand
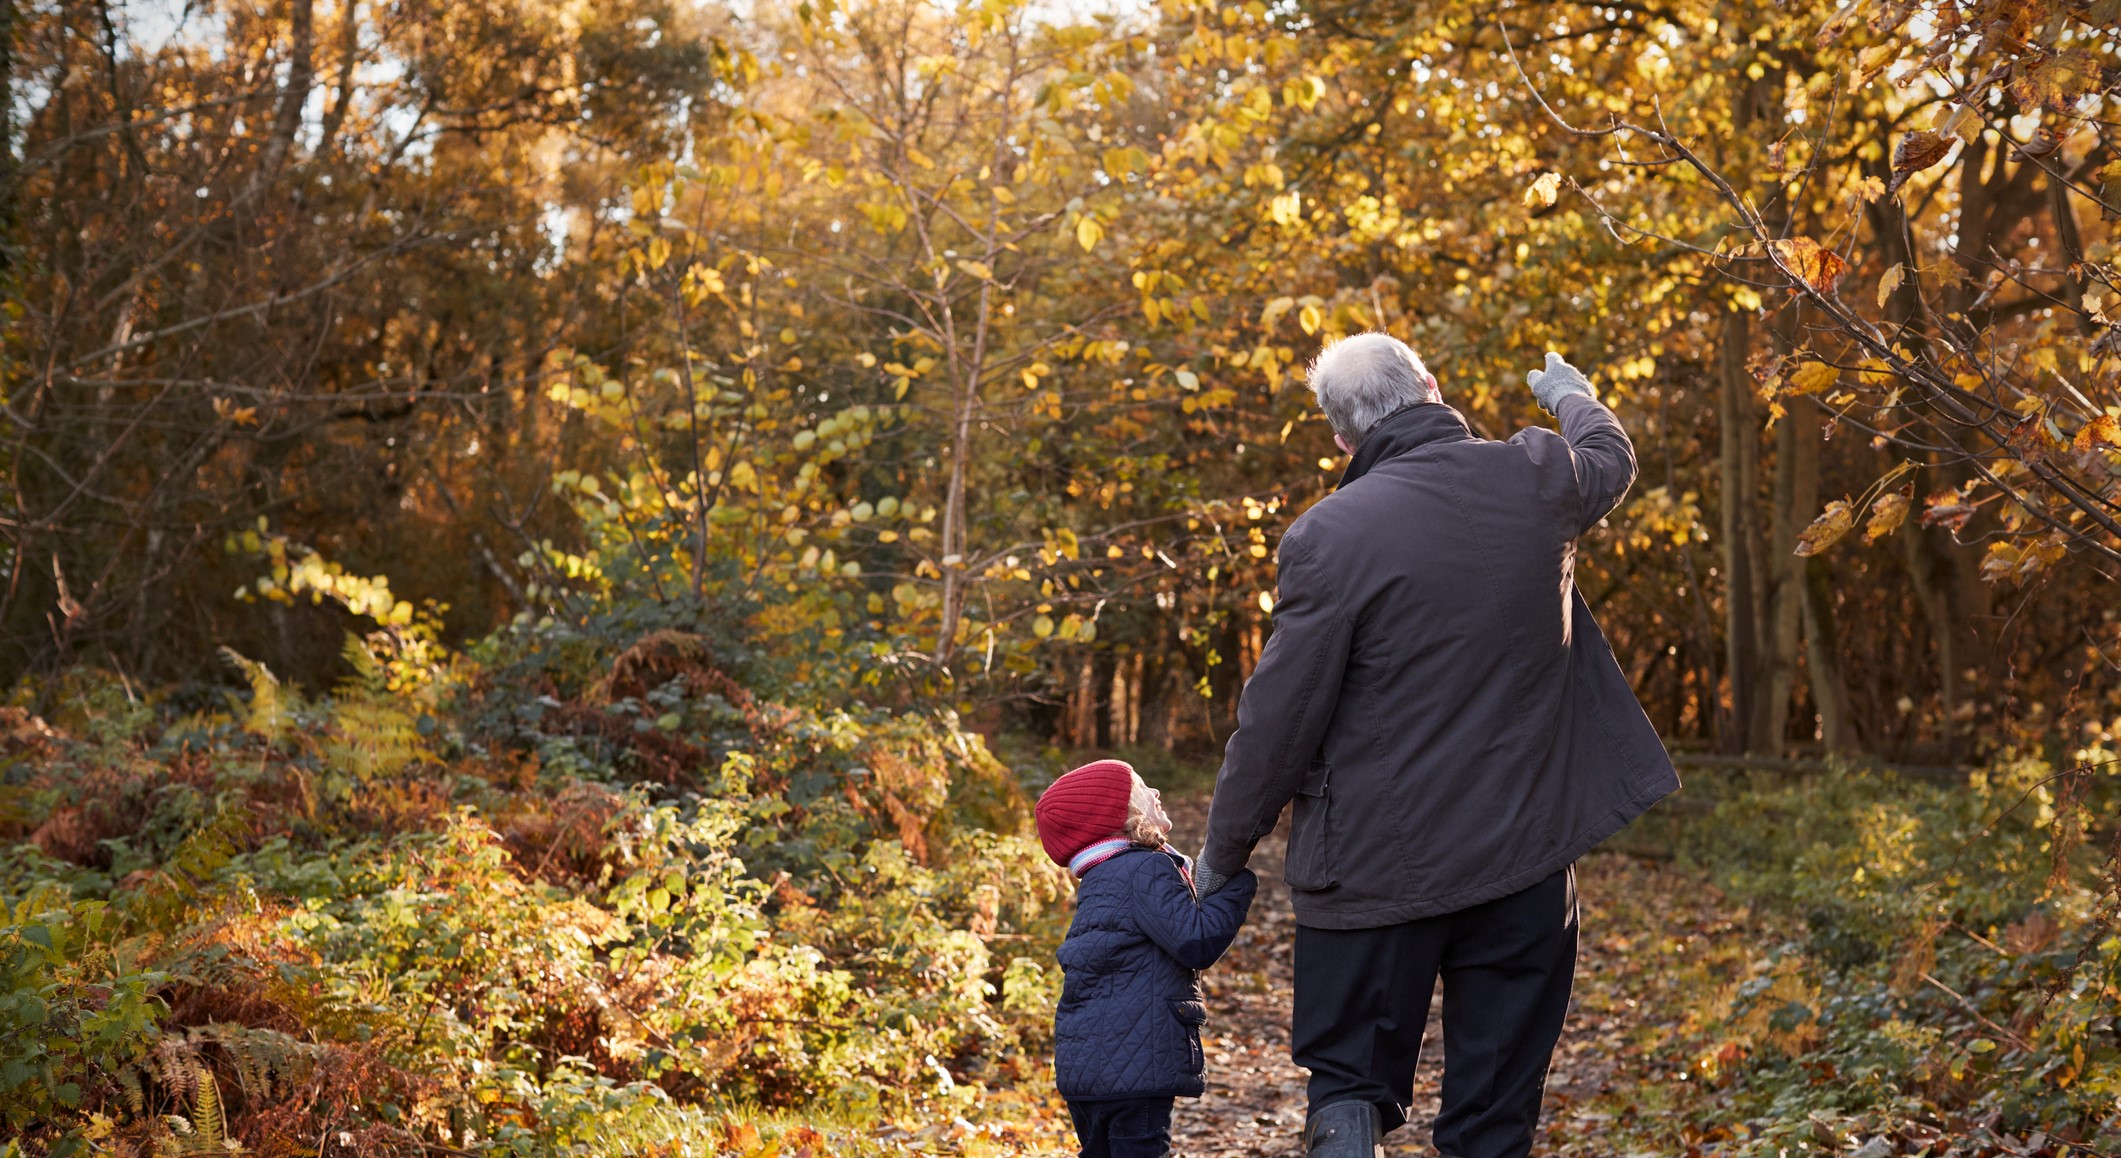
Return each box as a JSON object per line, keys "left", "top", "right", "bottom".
{"left": 1525, "top": 352, "right": 1595, "bottom": 414}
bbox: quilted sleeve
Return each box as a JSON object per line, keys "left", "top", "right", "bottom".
{"left": 1130, "top": 862, "right": 1258, "bottom": 971}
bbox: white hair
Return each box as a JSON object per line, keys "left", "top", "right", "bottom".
{"left": 1308, "top": 333, "right": 1439, "bottom": 447}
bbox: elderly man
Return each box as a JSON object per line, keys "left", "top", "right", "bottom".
{"left": 1193, "top": 334, "right": 1677, "bottom": 1158}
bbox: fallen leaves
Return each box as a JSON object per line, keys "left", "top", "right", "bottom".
{"left": 1162, "top": 796, "right": 1766, "bottom": 1157}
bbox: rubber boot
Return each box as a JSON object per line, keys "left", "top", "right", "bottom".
{"left": 1303, "top": 1100, "right": 1384, "bottom": 1158}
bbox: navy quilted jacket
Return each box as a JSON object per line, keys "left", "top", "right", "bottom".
{"left": 1053, "top": 847, "right": 1257, "bottom": 1101}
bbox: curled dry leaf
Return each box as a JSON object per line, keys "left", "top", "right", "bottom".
{"left": 1877, "top": 262, "right": 1905, "bottom": 309}
{"left": 1770, "top": 237, "right": 1852, "bottom": 295}
{"left": 2076, "top": 414, "right": 2121, "bottom": 453}
{"left": 1523, "top": 171, "right": 1563, "bottom": 212}
{"left": 1921, "top": 489, "right": 1977, "bottom": 533}
{"left": 1794, "top": 498, "right": 1857, "bottom": 556}
{"left": 1889, "top": 130, "right": 1952, "bottom": 193}
{"left": 1863, "top": 489, "right": 1911, "bottom": 543}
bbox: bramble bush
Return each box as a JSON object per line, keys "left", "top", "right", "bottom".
{"left": 1658, "top": 750, "right": 2121, "bottom": 1155}
{"left": 0, "top": 597, "right": 1074, "bottom": 1156}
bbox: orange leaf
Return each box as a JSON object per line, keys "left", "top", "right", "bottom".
{"left": 1771, "top": 238, "right": 1851, "bottom": 295}
{"left": 2075, "top": 413, "right": 2120, "bottom": 453}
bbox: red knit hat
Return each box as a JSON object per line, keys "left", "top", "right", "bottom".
{"left": 1034, "top": 759, "right": 1136, "bottom": 866}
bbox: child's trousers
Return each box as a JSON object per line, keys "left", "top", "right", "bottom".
{"left": 1065, "top": 1096, "right": 1173, "bottom": 1158}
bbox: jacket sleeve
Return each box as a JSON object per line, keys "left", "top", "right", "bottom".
{"left": 1200, "top": 529, "right": 1353, "bottom": 873}
{"left": 1554, "top": 392, "right": 1638, "bottom": 533}
{"left": 1130, "top": 863, "right": 1258, "bottom": 971}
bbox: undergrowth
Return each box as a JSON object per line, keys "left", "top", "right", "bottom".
{"left": 1598, "top": 749, "right": 2121, "bottom": 1157}
{"left": 1, "top": 603, "right": 1075, "bottom": 1156}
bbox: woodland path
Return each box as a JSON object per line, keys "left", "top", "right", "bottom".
{"left": 1162, "top": 794, "right": 1744, "bottom": 1157}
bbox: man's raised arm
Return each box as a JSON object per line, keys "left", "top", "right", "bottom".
{"left": 1196, "top": 530, "right": 1353, "bottom": 895}
{"left": 1527, "top": 352, "right": 1639, "bottom": 533}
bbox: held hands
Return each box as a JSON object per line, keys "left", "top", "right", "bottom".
{"left": 1193, "top": 852, "right": 1232, "bottom": 898}
{"left": 1526, "top": 351, "right": 1596, "bottom": 414}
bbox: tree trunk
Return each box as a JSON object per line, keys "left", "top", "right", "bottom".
{"left": 251, "top": 0, "right": 315, "bottom": 190}
{"left": 934, "top": 370, "right": 974, "bottom": 663}
{"left": 1717, "top": 308, "right": 1763, "bottom": 752}
{"left": 1758, "top": 393, "right": 1805, "bottom": 754}
{"left": 1802, "top": 555, "right": 1857, "bottom": 752}
{"left": 1902, "top": 507, "right": 1958, "bottom": 756}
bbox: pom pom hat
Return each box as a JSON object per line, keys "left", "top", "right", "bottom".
{"left": 1034, "top": 759, "right": 1136, "bottom": 866}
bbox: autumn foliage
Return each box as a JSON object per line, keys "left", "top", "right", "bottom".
{"left": 3, "top": 0, "right": 2120, "bottom": 1152}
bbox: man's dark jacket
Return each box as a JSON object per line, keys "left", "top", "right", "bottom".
{"left": 1053, "top": 848, "right": 1257, "bottom": 1100}
{"left": 1202, "top": 394, "right": 1678, "bottom": 930}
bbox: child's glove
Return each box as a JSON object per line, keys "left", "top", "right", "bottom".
{"left": 1526, "top": 351, "right": 1595, "bottom": 414}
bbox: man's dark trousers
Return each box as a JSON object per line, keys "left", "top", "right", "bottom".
{"left": 1292, "top": 866, "right": 1578, "bottom": 1158}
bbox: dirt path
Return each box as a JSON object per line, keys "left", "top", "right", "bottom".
{"left": 1164, "top": 795, "right": 1741, "bottom": 1157}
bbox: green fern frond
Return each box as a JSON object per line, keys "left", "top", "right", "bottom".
{"left": 323, "top": 696, "right": 424, "bottom": 781}
{"left": 191, "top": 1061, "right": 224, "bottom": 1152}
{"left": 218, "top": 648, "right": 298, "bottom": 740}
{"left": 192, "top": 1023, "right": 322, "bottom": 1103}
{"left": 118, "top": 1065, "right": 146, "bottom": 1117}
{"left": 322, "top": 634, "right": 431, "bottom": 781}
{"left": 339, "top": 633, "right": 386, "bottom": 692}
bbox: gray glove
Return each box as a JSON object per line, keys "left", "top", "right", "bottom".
{"left": 1526, "top": 351, "right": 1595, "bottom": 413}
{"left": 1193, "top": 852, "right": 1232, "bottom": 898}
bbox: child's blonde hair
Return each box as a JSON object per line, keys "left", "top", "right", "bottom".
{"left": 1123, "top": 777, "right": 1170, "bottom": 847}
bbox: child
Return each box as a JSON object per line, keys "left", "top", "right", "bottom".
{"left": 1034, "top": 759, "right": 1258, "bottom": 1158}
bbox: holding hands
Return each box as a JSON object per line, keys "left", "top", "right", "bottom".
{"left": 1526, "top": 351, "right": 1595, "bottom": 414}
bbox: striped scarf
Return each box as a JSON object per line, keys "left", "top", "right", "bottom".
{"left": 1068, "top": 838, "right": 1196, "bottom": 895}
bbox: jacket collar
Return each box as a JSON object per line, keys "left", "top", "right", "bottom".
{"left": 1339, "top": 402, "right": 1475, "bottom": 487}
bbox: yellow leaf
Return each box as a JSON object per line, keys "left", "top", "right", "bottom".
{"left": 905, "top": 146, "right": 936, "bottom": 170}
{"left": 1076, "top": 216, "right": 1103, "bottom": 251}
{"left": 1261, "top": 296, "right": 1295, "bottom": 329}
{"left": 1793, "top": 499, "right": 1856, "bottom": 557}
{"left": 1257, "top": 590, "right": 1275, "bottom": 613}
{"left": 1174, "top": 369, "right": 1201, "bottom": 391}
{"left": 1862, "top": 491, "right": 1909, "bottom": 543}
{"left": 1877, "top": 263, "right": 1904, "bottom": 308}
{"left": 1298, "top": 304, "right": 1324, "bottom": 335}
{"left": 956, "top": 259, "right": 994, "bottom": 281}
{"left": 1788, "top": 362, "right": 1841, "bottom": 395}
{"left": 1523, "top": 171, "right": 1562, "bottom": 210}
{"left": 991, "top": 185, "right": 1015, "bottom": 204}
{"left": 1032, "top": 614, "right": 1055, "bottom": 638}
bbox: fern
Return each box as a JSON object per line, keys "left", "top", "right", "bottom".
{"left": 323, "top": 635, "right": 428, "bottom": 782}
{"left": 193, "top": 1024, "right": 322, "bottom": 1104}
{"left": 148, "top": 1058, "right": 243, "bottom": 1157}
{"left": 218, "top": 648, "right": 298, "bottom": 740}
{"left": 117, "top": 1065, "right": 146, "bottom": 1117}
{"left": 191, "top": 1061, "right": 224, "bottom": 1152}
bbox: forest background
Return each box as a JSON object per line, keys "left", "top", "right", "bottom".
{"left": 1, "top": 0, "right": 2118, "bottom": 1153}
